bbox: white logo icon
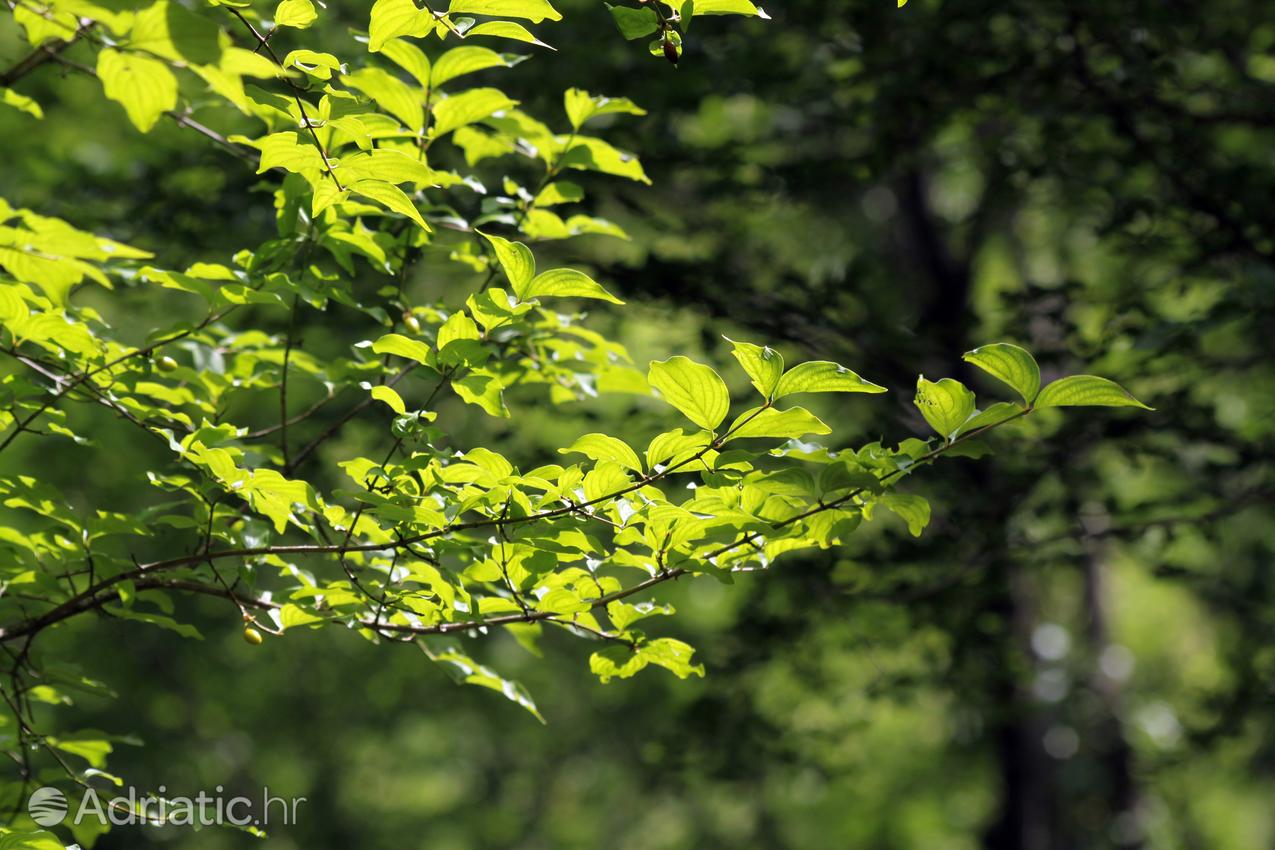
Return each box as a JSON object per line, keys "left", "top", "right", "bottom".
{"left": 28, "top": 787, "right": 68, "bottom": 826}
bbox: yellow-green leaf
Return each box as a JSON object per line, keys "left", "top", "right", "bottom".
{"left": 1034, "top": 375, "right": 1152, "bottom": 410}
{"left": 648, "top": 356, "right": 730, "bottom": 431}
{"left": 448, "top": 0, "right": 562, "bottom": 23}
{"left": 466, "top": 20, "right": 552, "bottom": 47}
{"left": 878, "top": 492, "right": 930, "bottom": 536}
{"left": 340, "top": 149, "right": 440, "bottom": 186}
{"left": 350, "top": 180, "right": 431, "bottom": 232}
{"left": 559, "top": 433, "right": 643, "bottom": 473}
{"left": 914, "top": 376, "right": 975, "bottom": 440}
{"left": 563, "top": 88, "right": 645, "bottom": 129}
{"left": 0, "top": 88, "right": 43, "bottom": 119}
{"left": 369, "top": 0, "right": 436, "bottom": 51}
{"left": 274, "top": 0, "right": 317, "bottom": 27}
{"left": 371, "top": 333, "right": 431, "bottom": 363}
{"left": 559, "top": 136, "right": 650, "bottom": 183}
{"left": 432, "top": 87, "right": 518, "bottom": 137}
{"left": 726, "top": 337, "right": 784, "bottom": 398}
{"left": 343, "top": 66, "right": 424, "bottom": 130}
{"left": 775, "top": 361, "right": 885, "bottom": 398}
{"left": 370, "top": 384, "right": 407, "bottom": 414}
{"left": 97, "top": 48, "right": 178, "bottom": 133}
{"left": 691, "top": 0, "right": 769, "bottom": 16}
{"left": 723, "top": 405, "right": 830, "bottom": 442}
{"left": 378, "top": 37, "right": 432, "bottom": 86}
{"left": 523, "top": 268, "right": 621, "bottom": 303}
{"left": 432, "top": 46, "right": 512, "bottom": 87}
{"left": 963, "top": 343, "right": 1041, "bottom": 404}
{"left": 478, "top": 231, "right": 535, "bottom": 295}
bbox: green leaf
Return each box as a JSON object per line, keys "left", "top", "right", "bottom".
{"left": 49, "top": 732, "right": 114, "bottom": 768}
{"left": 377, "top": 38, "right": 432, "bottom": 86}
{"left": 724, "top": 405, "right": 830, "bottom": 441}
{"left": 648, "top": 356, "right": 731, "bottom": 431}
{"left": 878, "top": 492, "right": 930, "bottom": 537}
{"left": 453, "top": 370, "right": 508, "bottom": 417}
{"left": 533, "top": 181, "right": 584, "bottom": 206}
{"left": 726, "top": 337, "right": 784, "bottom": 398}
{"left": 432, "top": 46, "right": 513, "bottom": 87}
{"left": 564, "top": 88, "right": 646, "bottom": 129}
{"left": 448, "top": 0, "right": 563, "bottom": 23}
{"left": 341, "top": 151, "right": 441, "bottom": 187}
{"left": 424, "top": 639, "right": 545, "bottom": 722}
{"left": 590, "top": 638, "right": 705, "bottom": 683}
{"left": 648, "top": 29, "right": 681, "bottom": 61}
{"left": 0, "top": 830, "right": 64, "bottom": 850}
{"left": 283, "top": 48, "right": 343, "bottom": 79}
{"left": 340, "top": 149, "right": 440, "bottom": 186}
{"left": 437, "top": 310, "right": 481, "bottom": 351}
{"left": 370, "top": 385, "right": 407, "bottom": 414}
{"left": 279, "top": 602, "right": 325, "bottom": 628}
{"left": 369, "top": 0, "right": 435, "bottom": 51}
{"left": 963, "top": 343, "right": 1041, "bottom": 404}
{"left": 1034, "top": 375, "right": 1152, "bottom": 410}
{"left": 559, "top": 136, "right": 650, "bottom": 183}
{"left": 12, "top": 1, "right": 78, "bottom": 45}
{"left": 607, "top": 3, "right": 659, "bottom": 39}
{"left": 582, "top": 459, "right": 631, "bottom": 501}
{"left": 538, "top": 587, "right": 592, "bottom": 615}
{"left": 606, "top": 600, "right": 673, "bottom": 631}
{"left": 692, "top": 0, "right": 769, "bottom": 15}
{"left": 466, "top": 20, "right": 552, "bottom": 48}
{"left": 478, "top": 231, "right": 535, "bottom": 296}
{"left": 349, "top": 180, "right": 431, "bottom": 232}
{"left": 274, "top": 0, "right": 317, "bottom": 27}
{"left": 559, "top": 433, "right": 643, "bottom": 473}
{"left": 523, "top": 268, "right": 622, "bottom": 303}
{"left": 343, "top": 66, "right": 424, "bottom": 130}
{"left": 234, "top": 131, "right": 326, "bottom": 174}
{"left": 775, "top": 361, "right": 886, "bottom": 398}
{"left": 97, "top": 48, "right": 178, "bottom": 133}
{"left": 956, "top": 401, "right": 1024, "bottom": 436}
{"left": 914, "top": 376, "right": 975, "bottom": 440}
{"left": 371, "top": 333, "right": 431, "bottom": 363}
{"left": 127, "top": 0, "right": 221, "bottom": 63}
{"left": 0, "top": 87, "right": 43, "bottom": 119}
{"left": 432, "top": 88, "right": 519, "bottom": 137}
{"left": 646, "top": 428, "right": 710, "bottom": 469}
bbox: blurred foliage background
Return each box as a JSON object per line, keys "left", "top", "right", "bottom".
{"left": 3, "top": 0, "right": 1275, "bottom": 848}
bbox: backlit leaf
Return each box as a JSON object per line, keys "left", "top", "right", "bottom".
{"left": 775, "top": 361, "right": 885, "bottom": 398}
{"left": 97, "top": 48, "right": 177, "bottom": 133}
{"left": 274, "top": 0, "right": 317, "bottom": 27}
{"left": 523, "top": 268, "right": 622, "bottom": 303}
{"left": 726, "top": 337, "right": 784, "bottom": 398}
{"left": 963, "top": 343, "right": 1041, "bottom": 404}
{"left": 914, "top": 376, "right": 975, "bottom": 440}
{"left": 648, "top": 356, "right": 730, "bottom": 431}
{"left": 448, "top": 0, "right": 563, "bottom": 23}
{"left": 723, "top": 406, "right": 831, "bottom": 441}
{"left": 1035, "top": 375, "right": 1152, "bottom": 410}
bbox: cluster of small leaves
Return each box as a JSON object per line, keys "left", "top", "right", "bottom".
{"left": 606, "top": 0, "right": 769, "bottom": 66}
{"left": 0, "top": 0, "right": 1148, "bottom": 844}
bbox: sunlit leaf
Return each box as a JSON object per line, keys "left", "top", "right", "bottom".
{"left": 1035, "top": 375, "right": 1152, "bottom": 410}
{"left": 648, "top": 356, "right": 731, "bottom": 431}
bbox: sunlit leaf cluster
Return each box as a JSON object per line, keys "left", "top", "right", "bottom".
{"left": 0, "top": 0, "right": 1149, "bottom": 842}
